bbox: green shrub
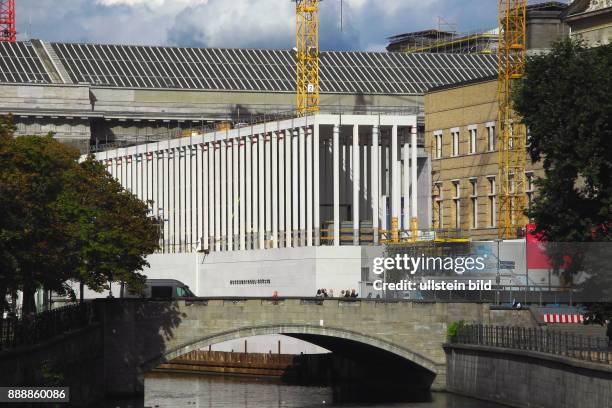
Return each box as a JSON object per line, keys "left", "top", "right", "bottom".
{"left": 447, "top": 320, "right": 465, "bottom": 342}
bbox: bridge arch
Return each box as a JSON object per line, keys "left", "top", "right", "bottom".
{"left": 142, "top": 323, "right": 441, "bottom": 377}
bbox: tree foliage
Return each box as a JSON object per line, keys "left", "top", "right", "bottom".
{"left": 513, "top": 40, "right": 612, "bottom": 312}
{"left": 513, "top": 40, "right": 612, "bottom": 242}
{"left": 0, "top": 116, "right": 159, "bottom": 313}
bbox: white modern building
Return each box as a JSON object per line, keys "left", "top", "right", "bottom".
{"left": 91, "top": 113, "right": 431, "bottom": 296}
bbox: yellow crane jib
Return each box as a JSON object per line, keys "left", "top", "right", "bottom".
{"left": 294, "top": 0, "right": 320, "bottom": 116}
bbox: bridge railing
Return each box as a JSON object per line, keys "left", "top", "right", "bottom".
{"left": 454, "top": 324, "right": 611, "bottom": 365}
{"left": 0, "top": 302, "right": 96, "bottom": 350}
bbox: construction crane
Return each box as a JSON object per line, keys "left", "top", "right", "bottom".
{"left": 294, "top": 0, "right": 320, "bottom": 116}
{"left": 0, "top": 0, "right": 16, "bottom": 42}
{"left": 497, "top": 0, "right": 527, "bottom": 239}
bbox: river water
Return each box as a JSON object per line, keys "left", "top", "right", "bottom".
{"left": 105, "top": 372, "right": 507, "bottom": 408}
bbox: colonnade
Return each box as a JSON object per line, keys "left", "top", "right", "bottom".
{"left": 95, "top": 114, "right": 420, "bottom": 253}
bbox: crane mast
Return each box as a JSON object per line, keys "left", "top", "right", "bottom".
{"left": 295, "top": 0, "right": 320, "bottom": 116}
{"left": 0, "top": 0, "right": 16, "bottom": 42}
{"left": 497, "top": 0, "right": 527, "bottom": 239}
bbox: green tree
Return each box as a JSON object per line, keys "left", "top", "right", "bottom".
{"left": 56, "top": 156, "right": 159, "bottom": 297}
{"left": 513, "top": 40, "right": 612, "bottom": 310}
{"left": 0, "top": 116, "right": 159, "bottom": 313}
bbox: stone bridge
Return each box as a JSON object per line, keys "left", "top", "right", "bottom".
{"left": 97, "top": 298, "right": 528, "bottom": 396}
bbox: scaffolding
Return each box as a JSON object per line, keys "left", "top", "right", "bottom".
{"left": 387, "top": 28, "right": 498, "bottom": 55}
{"left": 497, "top": 0, "right": 528, "bottom": 239}
{"left": 295, "top": 0, "right": 320, "bottom": 116}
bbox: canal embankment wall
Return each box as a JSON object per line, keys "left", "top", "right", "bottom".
{"left": 445, "top": 343, "right": 612, "bottom": 408}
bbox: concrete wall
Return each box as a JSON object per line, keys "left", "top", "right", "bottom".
{"left": 197, "top": 246, "right": 361, "bottom": 297}
{"left": 567, "top": 7, "right": 612, "bottom": 47}
{"left": 445, "top": 344, "right": 612, "bottom": 408}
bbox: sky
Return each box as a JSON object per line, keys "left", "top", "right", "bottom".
{"left": 15, "top": 0, "right": 502, "bottom": 51}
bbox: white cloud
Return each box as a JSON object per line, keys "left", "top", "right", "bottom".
{"left": 96, "top": 0, "right": 207, "bottom": 9}
{"left": 16, "top": 0, "right": 499, "bottom": 50}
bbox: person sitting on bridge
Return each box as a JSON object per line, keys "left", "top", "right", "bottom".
{"left": 350, "top": 289, "right": 358, "bottom": 298}
{"left": 316, "top": 289, "right": 322, "bottom": 298}
{"left": 344, "top": 289, "right": 351, "bottom": 298}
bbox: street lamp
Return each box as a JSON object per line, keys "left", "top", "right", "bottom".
{"left": 495, "top": 238, "right": 502, "bottom": 305}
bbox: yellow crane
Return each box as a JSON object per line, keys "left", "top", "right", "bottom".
{"left": 295, "top": 0, "right": 320, "bottom": 116}
{"left": 497, "top": 0, "right": 527, "bottom": 239}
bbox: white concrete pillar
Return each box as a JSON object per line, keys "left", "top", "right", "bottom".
{"left": 252, "top": 136, "right": 259, "bottom": 250}
{"left": 313, "top": 124, "right": 320, "bottom": 246}
{"left": 232, "top": 138, "right": 239, "bottom": 250}
{"left": 278, "top": 131, "right": 285, "bottom": 247}
{"left": 403, "top": 140, "right": 410, "bottom": 233}
{"left": 333, "top": 123, "right": 340, "bottom": 247}
{"left": 272, "top": 131, "right": 279, "bottom": 248}
{"left": 239, "top": 138, "right": 246, "bottom": 250}
{"left": 411, "top": 125, "right": 418, "bottom": 223}
{"left": 258, "top": 134, "right": 265, "bottom": 250}
{"left": 306, "top": 126, "right": 313, "bottom": 246}
{"left": 352, "top": 124, "right": 360, "bottom": 245}
{"left": 246, "top": 137, "right": 253, "bottom": 249}
{"left": 227, "top": 141, "right": 233, "bottom": 251}
{"left": 184, "top": 148, "right": 191, "bottom": 251}
{"left": 285, "top": 129, "right": 292, "bottom": 247}
{"left": 207, "top": 144, "right": 214, "bottom": 251}
{"left": 292, "top": 129, "right": 299, "bottom": 247}
{"left": 177, "top": 149, "right": 183, "bottom": 252}
{"left": 214, "top": 142, "right": 221, "bottom": 252}
{"left": 195, "top": 146, "right": 202, "bottom": 248}
{"left": 299, "top": 127, "right": 306, "bottom": 246}
{"left": 265, "top": 133, "right": 272, "bottom": 248}
{"left": 391, "top": 125, "right": 400, "bottom": 226}
{"left": 173, "top": 149, "right": 180, "bottom": 252}
{"left": 202, "top": 144, "right": 209, "bottom": 250}
{"left": 371, "top": 125, "right": 379, "bottom": 244}
{"left": 220, "top": 141, "right": 227, "bottom": 251}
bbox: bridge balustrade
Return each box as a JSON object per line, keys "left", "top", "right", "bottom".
{"left": 454, "top": 324, "right": 611, "bottom": 365}
{"left": 0, "top": 302, "right": 96, "bottom": 350}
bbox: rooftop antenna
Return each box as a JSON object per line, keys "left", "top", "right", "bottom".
{"left": 340, "top": 0, "right": 343, "bottom": 32}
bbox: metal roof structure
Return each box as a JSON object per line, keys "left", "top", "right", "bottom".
{"left": 0, "top": 41, "right": 50, "bottom": 83}
{"left": 0, "top": 40, "right": 498, "bottom": 95}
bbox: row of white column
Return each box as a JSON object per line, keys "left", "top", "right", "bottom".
{"left": 103, "top": 123, "right": 418, "bottom": 252}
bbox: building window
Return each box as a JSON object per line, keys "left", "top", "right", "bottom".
{"left": 452, "top": 180, "right": 460, "bottom": 229}
{"left": 487, "top": 176, "right": 496, "bottom": 227}
{"left": 434, "top": 131, "right": 442, "bottom": 159}
{"left": 470, "top": 178, "right": 478, "bottom": 229}
{"left": 451, "top": 130, "right": 460, "bottom": 157}
{"left": 526, "top": 172, "right": 534, "bottom": 209}
{"left": 469, "top": 127, "right": 477, "bottom": 154}
{"left": 486, "top": 124, "right": 496, "bottom": 151}
{"left": 434, "top": 182, "right": 443, "bottom": 229}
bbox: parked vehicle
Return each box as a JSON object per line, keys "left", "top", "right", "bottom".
{"left": 125, "top": 279, "right": 195, "bottom": 299}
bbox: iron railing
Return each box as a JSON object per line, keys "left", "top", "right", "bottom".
{"left": 454, "top": 324, "right": 611, "bottom": 365}
{"left": 0, "top": 302, "right": 96, "bottom": 350}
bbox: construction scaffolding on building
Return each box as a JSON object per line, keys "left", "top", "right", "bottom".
{"left": 386, "top": 28, "right": 499, "bottom": 54}
{"left": 497, "top": 0, "right": 528, "bottom": 239}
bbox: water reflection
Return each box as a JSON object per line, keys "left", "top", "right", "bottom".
{"left": 114, "top": 372, "right": 506, "bottom": 408}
